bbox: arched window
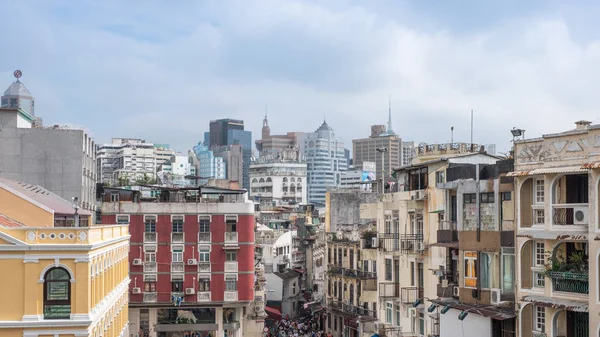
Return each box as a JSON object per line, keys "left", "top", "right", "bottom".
{"left": 266, "top": 177, "right": 272, "bottom": 183}
{"left": 44, "top": 267, "right": 71, "bottom": 319}
{"left": 259, "top": 178, "right": 265, "bottom": 183}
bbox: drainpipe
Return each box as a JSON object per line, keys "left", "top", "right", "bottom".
{"left": 476, "top": 164, "right": 481, "bottom": 242}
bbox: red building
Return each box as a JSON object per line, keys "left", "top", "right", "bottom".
{"left": 100, "top": 186, "right": 257, "bottom": 337}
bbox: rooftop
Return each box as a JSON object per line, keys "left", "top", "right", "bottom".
{"left": 3, "top": 80, "right": 32, "bottom": 97}
{"left": 0, "top": 214, "right": 25, "bottom": 228}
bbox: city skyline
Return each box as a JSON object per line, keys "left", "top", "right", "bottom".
{"left": 3, "top": 1, "right": 600, "bottom": 154}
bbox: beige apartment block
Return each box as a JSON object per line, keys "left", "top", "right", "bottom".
{"left": 511, "top": 121, "right": 598, "bottom": 337}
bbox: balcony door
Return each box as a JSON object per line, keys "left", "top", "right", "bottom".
{"left": 412, "top": 215, "right": 424, "bottom": 236}
{"left": 394, "top": 259, "right": 400, "bottom": 283}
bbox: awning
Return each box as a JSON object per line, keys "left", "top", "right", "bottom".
{"left": 517, "top": 230, "right": 588, "bottom": 241}
{"left": 522, "top": 295, "right": 588, "bottom": 312}
{"left": 429, "top": 242, "right": 459, "bottom": 248}
{"left": 429, "top": 209, "right": 445, "bottom": 214}
{"left": 430, "top": 299, "right": 516, "bottom": 320}
{"left": 265, "top": 306, "right": 282, "bottom": 319}
{"left": 582, "top": 162, "right": 600, "bottom": 169}
{"left": 507, "top": 166, "right": 588, "bottom": 177}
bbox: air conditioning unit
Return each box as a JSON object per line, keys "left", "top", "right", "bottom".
{"left": 185, "top": 288, "right": 195, "bottom": 295}
{"left": 371, "top": 237, "right": 379, "bottom": 248}
{"left": 133, "top": 258, "right": 142, "bottom": 265}
{"left": 132, "top": 287, "right": 141, "bottom": 294}
{"left": 490, "top": 288, "right": 501, "bottom": 305}
{"left": 573, "top": 207, "right": 588, "bottom": 225}
{"left": 187, "top": 258, "right": 198, "bottom": 265}
{"left": 255, "top": 305, "right": 263, "bottom": 313}
{"left": 452, "top": 285, "right": 460, "bottom": 297}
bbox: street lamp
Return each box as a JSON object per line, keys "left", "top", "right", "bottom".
{"left": 376, "top": 147, "right": 388, "bottom": 195}
{"left": 71, "top": 197, "right": 80, "bottom": 227}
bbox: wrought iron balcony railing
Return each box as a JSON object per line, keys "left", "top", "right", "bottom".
{"left": 552, "top": 204, "right": 589, "bottom": 226}
{"left": 171, "top": 232, "right": 184, "bottom": 243}
{"left": 547, "top": 271, "right": 589, "bottom": 294}
{"left": 329, "top": 300, "right": 377, "bottom": 318}
{"left": 379, "top": 282, "right": 400, "bottom": 298}
{"left": 400, "top": 234, "right": 425, "bottom": 254}
{"left": 400, "top": 287, "right": 424, "bottom": 304}
{"left": 143, "top": 292, "right": 157, "bottom": 303}
{"left": 378, "top": 233, "right": 400, "bottom": 252}
{"left": 144, "top": 232, "right": 157, "bottom": 243}
{"left": 328, "top": 266, "right": 377, "bottom": 279}
{"left": 198, "top": 232, "right": 211, "bottom": 243}
{"left": 225, "top": 232, "right": 238, "bottom": 243}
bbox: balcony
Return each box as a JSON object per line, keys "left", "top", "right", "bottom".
{"left": 326, "top": 232, "right": 351, "bottom": 243}
{"left": 171, "top": 292, "right": 184, "bottom": 301}
{"left": 143, "top": 292, "right": 157, "bottom": 303}
{"left": 437, "top": 221, "right": 457, "bottom": 243}
{"left": 329, "top": 301, "right": 377, "bottom": 318}
{"left": 224, "top": 291, "right": 238, "bottom": 301}
{"left": 143, "top": 262, "right": 157, "bottom": 273}
{"left": 328, "top": 266, "right": 377, "bottom": 279}
{"left": 547, "top": 271, "right": 589, "bottom": 294}
{"left": 225, "top": 232, "right": 238, "bottom": 244}
{"left": 171, "top": 262, "right": 184, "bottom": 273}
{"left": 400, "top": 234, "right": 425, "bottom": 254}
{"left": 551, "top": 204, "right": 589, "bottom": 227}
{"left": 379, "top": 282, "right": 400, "bottom": 298}
{"left": 225, "top": 261, "right": 238, "bottom": 272}
{"left": 144, "top": 232, "right": 157, "bottom": 243}
{"left": 198, "top": 232, "right": 211, "bottom": 243}
{"left": 198, "top": 262, "right": 211, "bottom": 273}
{"left": 197, "top": 291, "right": 211, "bottom": 302}
{"left": 171, "top": 232, "right": 184, "bottom": 243}
{"left": 255, "top": 237, "right": 276, "bottom": 245}
{"left": 378, "top": 233, "right": 400, "bottom": 252}
{"left": 400, "top": 287, "right": 424, "bottom": 304}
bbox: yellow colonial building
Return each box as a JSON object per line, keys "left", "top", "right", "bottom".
{"left": 0, "top": 178, "right": 130, "bottom": 337}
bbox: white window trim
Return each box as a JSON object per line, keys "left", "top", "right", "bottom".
{"left": 534, "top": 242, "right": 545, "bottom": 267}
{"left": 198, "top": 215, "right": 212, "bottom": 221}
{"left": 225, "top": 215, "right": 239, "bottom": 221}
{"left": 534, "top": 305, "right": 545, "bottom": 332}
{"left": 116, "top": 214, "right": 130, "bottom": 224}
{"left": 143, "top": 214, "right": 157, "bottom": 222}
{"left": 171, "top": 214, "right": 185, "bottom": 222}
{"left": 464, "top": 251, "right": 477, "bottom": 289}
{"left": 198, "top": 244, "right": 211, "bottom": 252}
{"left": 143, "top": 274, "right": 157, "bottom": 282}
{"left": 171, "top": 245, "right": 184, "bottom": 252}
{"left": 143, "top": 244, "right": 157, "bottom": 252}
{"left": 534, "top": 178, "right": 545, "bottom": 204}
{"left": 225, "top": 273, "right": 238, "bottom": 281}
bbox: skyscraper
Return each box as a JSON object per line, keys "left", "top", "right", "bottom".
{"left": 305, "top": 121, "right": 347, "bottom": 206}
{"left": 204, "top": 119, "right": 251, "bottom": 189}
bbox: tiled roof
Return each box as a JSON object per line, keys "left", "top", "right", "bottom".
{"left": 0, "top": 214, "right": 25, "bottom": 228}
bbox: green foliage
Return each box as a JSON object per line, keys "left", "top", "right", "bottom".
{"left": 544, "top": 250, "right": 588, "bottom": 276}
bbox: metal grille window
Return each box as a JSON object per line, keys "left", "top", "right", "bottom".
{"left": 534, "top": 306, "right": 545, "bottom": 331}
{"left": 172, "top": 216, "right": 184, "bottom": 233}
{"left": 199, "top": 216, "right": 210, "bottom": 232}
{"left": 225, "top": 275, "right": 237, "bottom": 291}
{"left": 144, "top": 216, "right": 156, "bottom": 232}
{"left": 535, "top": 179, "right": 545, "bottom": 203}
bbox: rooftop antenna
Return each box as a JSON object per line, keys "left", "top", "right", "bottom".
{"left": 387, "top": 95, "right": 394, "bottom": 134}
{"left": 470, "top": 109, "right": 474, "bottom": 151}
{"left": 451, "top": 126, "right": 454, "bottom": 144}
{"left": 264, "top": 104, "right": 267, "bottom": 119}
{"left": 13, "top": 69, "right": 22, "bottom": 82}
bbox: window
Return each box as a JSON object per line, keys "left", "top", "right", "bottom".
{"left": 480, "top": 193, "right": 495, "bottom": 203}
{"left": 410, "top": 262, "right": 415, "bottom": 286}
{"left": 198, "top": 245, "right": 210, "bottom": 262}
{"left": 116, "top": 215, "right": 129, "bottom": 224}
{"left": 144, "top": 216, "right": 156, "bottom": 232}
{"left": 363, "top": 260, "right": 369, "bottom": 272}
{"left": 199, "top": 216, "right": 210, "bottom": 232}
{"left": 225, "top": 275, "right": 237, "bottom": 291}
{"left": 395, "top": 305, "right": 401, "bottom": 326}
{"left": 110, "top": 193, "right": 119, "bottom": 202}
{"left": 172, "top": 216, "right": 184, "bottom": 232}
{"left": 501, "top": 192, "right": 511, "bottom": 201}
{"left": 464, "top": 251, "right": 478, "bottom": 288}
{"left": 226, "top": 251, "right": 237, "bottom": 262}
{"left": 145, "top": 252, "right": 156, "bottom": 262}
{"left": 535, "top": 179, "right": 545, "bottom": 203}
{"left": 533, "top": 242, "right": 547, "bottom": 288}
{"left": 172, "top": 251, "right": 183, "bottom": 262}
{"left": 198, "top": 278, "right": 210, "bottom": 291}
{"left": 479, "top": 253, "right": 491, "bottom": 288}
{"left": 43, "top": 267, "right": 71, "bottom": 319}
{"left": 144, "top": 281, "right": 156, "bottom": 292}
{"left": 501, "top": 248, "right": 515, "bottom": 293}
{"left": 226, "top": 217, "right": 237, "bottom": 232}
{"left": 372, "top": 260, "right": 377, "bottom": 273}
{"left": 534, "top": 242, "right": 545, "bottom": 266}
{"left": 172, "top": 281, "right": 183, "bottom": 292}
{"left": 385, "top": 259, "right": 392, "bottom": 281}
{"left": 386, "top": 303, "right": 393, "bottom": 324}
{"left": 534, "top": 306, "right": 545, "bottom": 332}
{"left": 463, "top": 193, "right": 476, "bottom": 204}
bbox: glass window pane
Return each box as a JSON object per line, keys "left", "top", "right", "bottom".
{"left": 47, "top": 282, "right": 69, "bottom": 300}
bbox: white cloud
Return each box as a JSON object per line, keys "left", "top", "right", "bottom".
{"left": 1, "top": 0, "right": 599, "bottom": 154}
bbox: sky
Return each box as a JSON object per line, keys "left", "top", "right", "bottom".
{"left": 2, "top": 0, "right": 600, "bottom": 155}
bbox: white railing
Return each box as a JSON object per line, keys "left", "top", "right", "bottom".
{"left": 143, "top": 292, "right": 157, "bottom": 303}
{"left": 224, "top": 291, "right": 238, "bottom": 301}
{"left": 171, "top": 232, "right": 185, "bottom": 243}
{"left": 551, "top": 203, "right": 589, "bottom": 226}
{"left": 171, "top": 262, "right": 185, "bottom": 273}
{"left": 197, "top": 291, "right": 211, "bottom": 302}
{"left": 225, "top": 232, "right": 238, "bottom": 243}
{"left": 225, "top": 261, "right": 238, "bottom": 272}
{"left": 198, "top": 262, "right": 211, "bottom": 272}
{"left": 143, "top": 262, "right": 157, "bottom": 273}
{"left": 144, "top": 232, "right": 157, "bottom": 243}
{"left": 198, "top": 232, "right": 211, "bottom": 243}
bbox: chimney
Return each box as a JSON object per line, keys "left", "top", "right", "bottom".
{"left": 575, "top": 120, "right": 592, "bottom": 130}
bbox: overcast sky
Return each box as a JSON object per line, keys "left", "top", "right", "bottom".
{"left": 2, "top": 0, "right": 600, "bottom": 154}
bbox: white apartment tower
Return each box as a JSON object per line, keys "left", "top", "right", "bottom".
{"left": 96, "top": 138, "right": 158, "bottom": 185}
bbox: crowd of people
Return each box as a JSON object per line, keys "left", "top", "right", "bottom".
{"left": 267, "top": 314, "right": 330, "bottom": 337}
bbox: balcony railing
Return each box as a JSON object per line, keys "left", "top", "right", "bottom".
{"left": 143, "top": 262, "right": 157, "bottom": 273}
{"left": 143, "top": 292, "right": 157, "bottom": 303}
{"left": 144, "top": 232, "right": 157, "bottom": 243}
{"left": 552, "top": 204, "right": 589, "bottom": 226}
{"left": 326, "top": 232, "right": 351, "bottom": 243}
{"left": 225, "top": 232, "right": 238, "bottom": 243}
{"left": 198, "top": 232, "right": 211, "bottom": 243}
{"left": 225, "top": 261, "right": 238, "bottom": 272}
{"left": 197, "top": 291, "right": 211, "bottom": 302}
{"left": 532, "top": 205, "right": 545, "bottom": 226}
{"left": 171, "top": 232, "right": 184, "bottom": 243}
{"left": 171, "top": 262, "right": 184, "bottom": 273}
{"left": 224, "top": 291, "right": 238, "bottom": 301}
{"left": 437, "top": 221, "right": 458, "bottom": 243}
{"left": 255, "top": 237, "right": 276, "bottom": 245}
{"left": 400, "top": 287, "right": 424, "bottom": 304}
{"left": 328, "top": 266, "right": 377, "bottom": 279}
{"left": 379, "top": 282, "right": 400, "bottom": 298}
{"left": 329, "top": 301, "right": 377, "bottom": 318}
{"left": 400, "top": 234, "right": 425, "bottom": 254}
{"left": 547, "top": 271, "right": 589, "bottom": 294}
{"left": 198, "top": 262, "right": 211, "bottom": 272}
{"left": 379, "top": 233, "right": 400, "bottom": 252}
